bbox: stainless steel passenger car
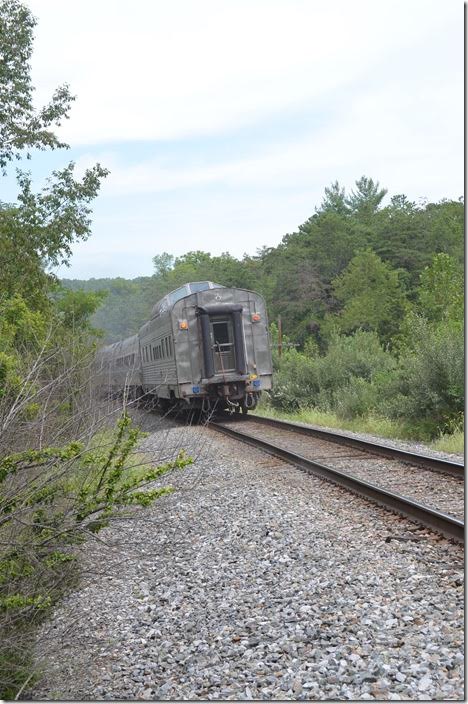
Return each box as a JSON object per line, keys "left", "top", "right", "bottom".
{"left": 96, "top": 281, "right": 273, "bottom": 413}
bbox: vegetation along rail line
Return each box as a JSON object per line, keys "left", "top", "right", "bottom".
{"left": 210, "top": 418, "right": 464, "bottom": 543}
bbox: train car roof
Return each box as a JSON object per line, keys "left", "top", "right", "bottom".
{"left": 98, "top": 333, "right": 139, "bottom": 357}
{"left": 150, "top": 281, "right": 224, "bottom": 318}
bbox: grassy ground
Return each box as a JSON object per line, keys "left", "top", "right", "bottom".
{"left": 253, "top": 405, "right": 464, "bottom": 455}
{"left": 431, "top": 430, "right": 464, "bottom": 454}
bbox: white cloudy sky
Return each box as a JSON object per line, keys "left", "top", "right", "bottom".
{"left": 13, "top": 0, "right": 464, "bottom": 278}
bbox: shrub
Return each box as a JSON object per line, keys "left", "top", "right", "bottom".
{"left": 268, "top": 348, "right": 318, "bottom": 411}
{"left": 269, "top": 331, "right": 395, "bottom": 414}
{"left": 0, "top": 411, "right": 192, "bottom": 697}
{"left": 335, "top": 377, "right": 379, "bottom": 420}
{"left": 312, "top": 330, "right": 395, "bottom": 408}
{"left": 379, "top": 317, "right": 464, "bottom": 435}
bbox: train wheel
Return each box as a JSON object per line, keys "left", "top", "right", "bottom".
{"left": 241, "top": 405, "right": 248, "bottom": 415}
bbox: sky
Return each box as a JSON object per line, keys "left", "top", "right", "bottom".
{"left": 6, "top": 0, "right": 464, "bottom": 279}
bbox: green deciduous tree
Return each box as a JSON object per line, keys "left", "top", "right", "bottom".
{"left": 0, "top": 0, "right": 108, "bottom": 313}
{"left": 54, "top": 289, "right": 108, "bottom": 331}
{"left": 418, "top": 253, "right": 463, "bottom": 325}
{"left": 152, "top": 252, "right": 174, "bottom": 277}
{"left": 330, "top": 249, "right": 407, "bottom": 343}
{"left": 0, "top": 0, "right": 75, "bottom": 172}
{"left": 0, "top": 164, "right": 108, "bottom": 311}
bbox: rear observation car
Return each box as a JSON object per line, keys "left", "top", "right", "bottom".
{"left": 99, "top": 281, "right": 273, "bottom": 414}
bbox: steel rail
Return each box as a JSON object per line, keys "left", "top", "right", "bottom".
{"left": 240, "top": 414, "right": 464, "bottom": 477}
{"left": 210, "top": 421, "right": 464, "bottom": 543}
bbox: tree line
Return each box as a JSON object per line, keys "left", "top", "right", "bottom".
{"left": 64, "top": 179, "right": 464, "bottom": 439}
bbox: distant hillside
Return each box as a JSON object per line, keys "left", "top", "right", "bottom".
{"left": 61, "top": 276, "right": 163, "bottom": 343}
{"left": 62, "top": 180, "right": 464, "bottom": 345}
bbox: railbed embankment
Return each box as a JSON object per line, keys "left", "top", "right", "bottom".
{"left": 30, "top": 418, "right": 464, "bottom": 701}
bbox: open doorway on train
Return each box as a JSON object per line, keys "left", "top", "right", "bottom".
{"left": 210, "top": 316, "right": 236, "bottom": 374}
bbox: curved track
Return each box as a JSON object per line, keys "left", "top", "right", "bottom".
{"left": 242, "top": 414, "right": 464, "bottom": 476}
{"left": 210, "top": 415, "right": 464, "bottom": 542}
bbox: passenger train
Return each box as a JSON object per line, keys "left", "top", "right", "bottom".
{"left": 96, "top": 282, "right": 273, "bottom": 414}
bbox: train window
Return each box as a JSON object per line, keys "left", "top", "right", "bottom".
{"left": 168, "top": 337, "right": 172, "bottom": 357}
{"left": 190, "top": 281, "right": 210, "bottom": 293}
{"left": 212, "top": 319, "right": 231, "bottom": 345}
{"left": 164, "top": 338, "right": 168, "bottom": 357}
{"left": 168, "top": 285, "right": 189, "bottom": 306}
{"left": 162, "top": 340, "right": 165, "bottom": 359}
{"left": 211, "top": 317, "right": 235, "bottom": 373}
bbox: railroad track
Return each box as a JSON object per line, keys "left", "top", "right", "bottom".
{"left": 209, "top": 415, "right": 464, "bottom": 542}
{"left": 243, "top": 414, "right": 463, "bottom": 476}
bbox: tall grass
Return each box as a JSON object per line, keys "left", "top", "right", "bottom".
{"left": 431, "top": 430, "right": 464, "bottom": 455}
{"left": 254, "top": 405, "right": 414, "bottom": 440}
{"left": 254, "top": 404, "right": 464, "bottom": 454}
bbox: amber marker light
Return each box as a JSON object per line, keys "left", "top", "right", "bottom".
{"left": 252, "top": 313, "right": 261, "bottom": 322}
{"left": 179, "top": 320, "right": 189, "bottom": 330}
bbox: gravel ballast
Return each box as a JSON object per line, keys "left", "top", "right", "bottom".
{"left": 227, "top": 418, "right": 465, "bottom": 520}
{"left": 30, "top": 417, "right": 464, "bottom": 701}
{"left": 252, "top": 414, "right": 464, "bottom": 463}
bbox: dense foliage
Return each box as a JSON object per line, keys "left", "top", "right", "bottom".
{"left": 0, "top": 1, "right": 192, "bottom": 697}
{"left": 64, "top": 180, "right": 464, "bottom": 439}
